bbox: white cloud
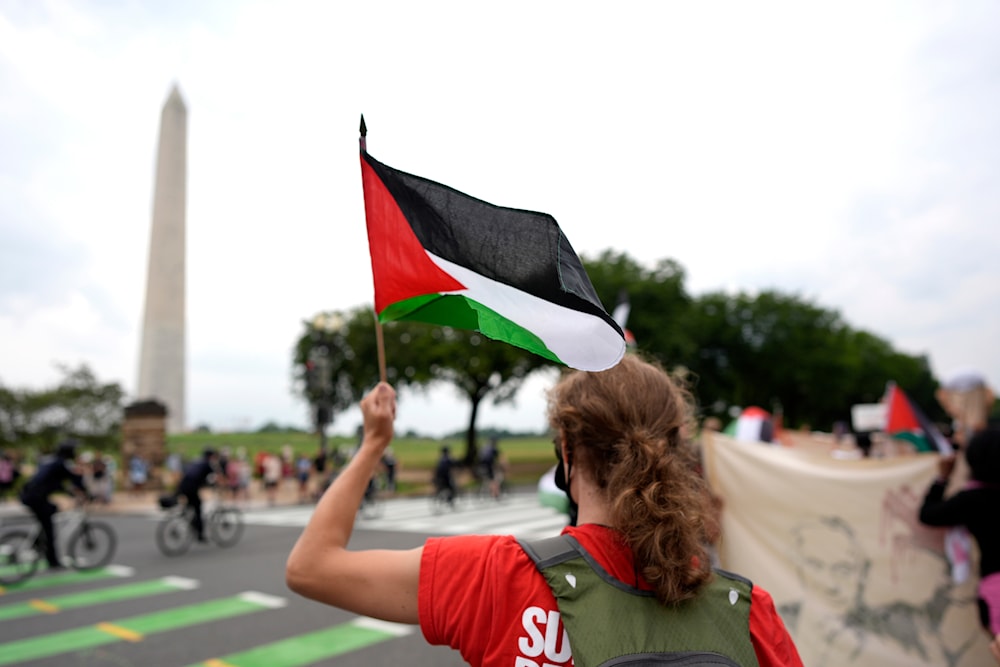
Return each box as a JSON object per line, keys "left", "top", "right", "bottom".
{"left": 2, "top": 0, "right": 999, "bottom": 434}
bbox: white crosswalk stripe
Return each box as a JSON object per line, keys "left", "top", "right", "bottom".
{"left": 241, "top": 492, "right": 570, "bottom": 539}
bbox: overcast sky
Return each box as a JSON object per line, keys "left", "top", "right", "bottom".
{"left": 2, "top": 1, "right": 998, "bottom": 437}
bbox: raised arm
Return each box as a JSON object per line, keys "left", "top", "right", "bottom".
{"left": 285, "top": 382, "right": 422, "bottom": 623}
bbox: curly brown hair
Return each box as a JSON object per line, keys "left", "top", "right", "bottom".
{"left": 546, "top": 353, "right": 713, "bottom": 605}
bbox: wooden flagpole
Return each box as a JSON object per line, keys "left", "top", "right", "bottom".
{"left": 360, "top": 115, "right": 388, "bottom": 383}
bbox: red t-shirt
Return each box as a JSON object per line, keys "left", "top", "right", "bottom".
{"left": 419, "top": 523, "right": 802, "bottom": 667}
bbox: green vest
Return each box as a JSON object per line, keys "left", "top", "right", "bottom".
{"left": 519, "top": 534, "right": 760, "bottom": 667}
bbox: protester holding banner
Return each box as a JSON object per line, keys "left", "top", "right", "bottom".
{"left": 919, "top": 427, "right": 1000, "bottom": 653}
{"left": 287, "top": 355, "right": 803, "bottom": 666}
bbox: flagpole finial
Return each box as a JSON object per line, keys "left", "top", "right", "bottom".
{"left": 359, "top": 114, "right": 367, "bottom": 152}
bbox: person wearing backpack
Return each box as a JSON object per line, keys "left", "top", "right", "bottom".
{"left": 287, "top": 354, "right": 802, "bottom": 666}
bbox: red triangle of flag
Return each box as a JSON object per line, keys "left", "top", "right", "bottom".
{"left": 885, "top": 385, "right": 920, "bottom": 433}
{"left": 360, "top": 155, "right": 465, "bottom": 313}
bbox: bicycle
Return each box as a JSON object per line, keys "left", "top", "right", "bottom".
{"left": 155, "top": 494, "right": 244, "bottom": 556}
{"left": 430, "top": 480, "right": 460, "bottom": 515}
{"left": 0, "top": 504, "right": 117, "bottom": 585}
{"left": 358, "top": 473, "right": 387, "bottom": 520}
{"left": 473, "top": 465, "right": 509, "bottom": 504}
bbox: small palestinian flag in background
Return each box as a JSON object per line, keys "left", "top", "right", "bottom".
{"left": 360, "top": 148, "right": 625, "bottom": 372}
{"left": 883, "top": 382, "right": 953, "bottom": 454}
{"left": 611, "top": 289, "right": 636, "bottom": 348}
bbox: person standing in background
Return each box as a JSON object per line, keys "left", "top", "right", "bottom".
{"left": 0, "top": 449, "right": 21, "bottom": 501}
{"left": 920, "top": 427, "right": 1000, "bottom": 658}
{"left": 262, "top": 452, "right": 282, "bottom": 506}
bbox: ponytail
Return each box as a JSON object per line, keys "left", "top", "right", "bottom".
{"left": 607, "top": 433, "right": 713, "bottom": 604}
{"left": 547, "top": 354, "right": 713, "bottom": 605}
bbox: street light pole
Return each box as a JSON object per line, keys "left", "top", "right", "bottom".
{"left": 308, "top": 313, "right": 346, "bottom": 456}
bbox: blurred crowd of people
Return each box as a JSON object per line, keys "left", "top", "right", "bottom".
{"left": 0, "top": 442, "right": 366, "bottom": 509}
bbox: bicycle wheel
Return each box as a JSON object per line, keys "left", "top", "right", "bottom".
{"left": 208, "top": 507, "right": 244, "bottom": 547}
{"left": 156, "top": 514, "right": 193, "bottom": 556}
{"left": 67, "top": 520, "right": 117, "bottom": 570}
{"left": 496, "top": 476, "right": 509, "bottom": 502}
{"left": 430, "top": 487, "right": 455, "bottom": 515}
{"left": 474, "top": 479, "right": 492, "bottom": 504}
{"left": 0, "top": 529, "right": 42, "bottom": 584}
{"left": 358, "top": 495, "right": 384, "bottom": 519}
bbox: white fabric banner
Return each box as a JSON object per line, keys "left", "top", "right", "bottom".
{"left": 703, "top": 433, "right": 992, "bottom": 667}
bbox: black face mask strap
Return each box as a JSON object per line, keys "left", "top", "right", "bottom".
{"left": 553, "top": 449, "right": 579, "bottom": 527}
{"left": 554, "top": 442, "right": 575, "bottom": 503}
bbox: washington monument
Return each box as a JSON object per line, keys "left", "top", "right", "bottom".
{"left": 136, "top": 85, "right": 187, "bottom": 433}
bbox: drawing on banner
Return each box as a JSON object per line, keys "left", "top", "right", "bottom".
{"left": 703, "top": 432, "right": 992, "bottom": 667}
{"left": 782, "top": 516, "right": 867, "bottom": 665}
{"left": 779, "top": 506, "right": 982, "bottom": 667}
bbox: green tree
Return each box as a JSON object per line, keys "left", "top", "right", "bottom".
{"left": 685, "top": 289, "right": 941, "bottom": 429}
{"left": 420, "top": 327, "right": 551, "bottom": 464}
{"left": 582, "top": 249, "right": 694, "bottom": 366}
{"left": 295, "top": 250, "right": 950, "bottom": 452}
{"left": 581, "top": 249, "right": 944, "bottom": 430}
{"left": 292, "top": 307, "right": 552, "bottom": 462}
{"left": 0, "top": 364, "right": 125, "bottom": 451}
{"left": 294, "top": 309, "right": 374, "bottom": 453}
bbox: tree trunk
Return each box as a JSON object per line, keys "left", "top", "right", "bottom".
{"left": 463, "top": 394, "right": 482, "bottom": 466}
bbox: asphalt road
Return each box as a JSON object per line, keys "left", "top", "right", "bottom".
{"left": 0, "top": 493, "right": 566, "bottom": 666}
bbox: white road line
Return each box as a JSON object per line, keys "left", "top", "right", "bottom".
{"left": 237, "top": 492, "right": 569, "bottom": 539}
{"left": 240, "top": 591, "right": 288, "bottom": 608}
{"left": 352, "top": 617, "right": 416, "bottom": 636}
{"left": 162, "top": 575, "right": 200, "bottom": 589}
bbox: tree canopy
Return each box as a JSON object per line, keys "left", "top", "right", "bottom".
{"left": 292, "top": 308, "right": 551, "bottom": 461}
{"left": 293, "top": 249, "right": 953, "bottom": 451}
{"left": 0, "top": 364, "right": 125, "bottom": 452}
{"left": 581, "top": 251, "right": 943, "bottom": 428}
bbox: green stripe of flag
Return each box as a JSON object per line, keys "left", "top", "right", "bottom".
{"left": 0, "top": 591, "right": 284, "bottom": 666}
{"left": 381, "top": 293, "right": 561, "bottom": 364}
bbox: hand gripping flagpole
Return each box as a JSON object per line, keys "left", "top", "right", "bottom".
{"left": 360, "top": 115, "right": 388, "bottom": 384}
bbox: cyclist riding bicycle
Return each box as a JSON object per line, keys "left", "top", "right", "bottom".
{"left": 175, "top": 448, "right": 220, "bottom": 543}
{"left": 19, "top": 439, "right": 88, "bottom": 570}
{"left": 477, "top": 437, "right": 505, "bottom": 499}
{"left": 433, "top": 445, "right": 457, "bottom": 506}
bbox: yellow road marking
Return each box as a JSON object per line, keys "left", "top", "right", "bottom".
{"left": 29, "top": 599, "right": 60, "bottom": 613}
{"left": 95, "top": 622, "right": 144, "bottom": 642}
{"left": 204, "top": 660, "right": 237, "bottom": 667}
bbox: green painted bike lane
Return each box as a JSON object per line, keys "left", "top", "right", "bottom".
{"left": 0, "top": 564, "right": 133, "bottom": 595}
{"left": 189, "top": 617, "right": 414, "bottom": 667}
{"left": 0, "top": 576, "right": 198, "bottom": 621}
{"left": 0, "top": 590, "right": 286, "bottom": 666}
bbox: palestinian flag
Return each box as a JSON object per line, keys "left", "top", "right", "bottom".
{"left": 360, "top": 149, "right": 625, "bottom": 371}
{"left": 883, "top": 382, "right": 953, "bottom": 454}
{"left": 724, "top": 406, "right": 775, "bottom": 444}
{"left": 611, "top": 289, "right": 637, "bottom": 348}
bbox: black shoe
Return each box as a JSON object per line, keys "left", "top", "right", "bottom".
{"left": 46, "top": 563, "right": 66, "bottom": 572}
{"left": 196, "top": 535, "right": 208, "bottom": 543}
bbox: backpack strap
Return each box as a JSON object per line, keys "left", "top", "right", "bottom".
{"left": 518, "top": 534, "right": 579, "bottom": 569}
